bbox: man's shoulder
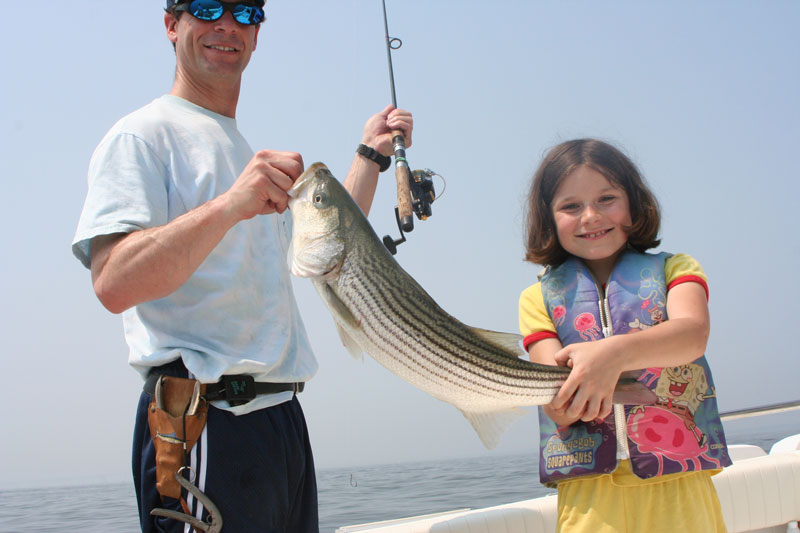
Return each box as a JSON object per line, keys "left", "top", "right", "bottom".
{"left": 96, "top": 96, "right": 203, "bottom": 156}
{"left": 107, "top": 96, "right": 175, "bottom": 136}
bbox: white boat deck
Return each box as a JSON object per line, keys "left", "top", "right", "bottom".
{"left": 337, "top": 435, "right": 800, "bottom": 533}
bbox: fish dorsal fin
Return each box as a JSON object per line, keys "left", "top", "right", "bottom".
{"left": 468, "top": 328, "right": 526, "bottom": 358}
{"left": 459, "top": 407, "right": 528, "bottom": 450}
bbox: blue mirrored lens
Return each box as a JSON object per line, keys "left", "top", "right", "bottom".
{"left": 232, "top": 5, "right": 265, "bottom": 25}
{"left": 189, "top": 0, "right": 223, "bottom": 20}
{"left": 187, "top": 0, "right": 264, "bottom": 25}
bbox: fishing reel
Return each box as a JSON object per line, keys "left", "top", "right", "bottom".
{"left": 383, "top": 169, "right": 442, "bottom": 255}
{"left": 410, "top": 169, "right": 437, "bottom": 220}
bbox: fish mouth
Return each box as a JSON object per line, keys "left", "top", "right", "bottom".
{"left": 288, "top": 162, "right": 329, "bottom": 199}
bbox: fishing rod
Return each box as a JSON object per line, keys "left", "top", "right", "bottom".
{"left": 380, "top": 0, "right": 438, "bottom": 255}
{"left": 720, "top": 399, "right": 800, "bottom": 422}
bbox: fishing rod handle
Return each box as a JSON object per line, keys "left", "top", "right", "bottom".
{"left": 392, "top": 129, "right": 414, "bottom": 232}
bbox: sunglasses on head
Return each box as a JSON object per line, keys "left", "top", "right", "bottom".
{"left": 175, "top": 0, "right": 265, "bottom": 26}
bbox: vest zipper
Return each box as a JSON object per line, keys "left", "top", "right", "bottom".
{"left": 592, "top": 276, "right": 631, "bottom": 459}
{"left": 590, "top": 277, "right": 612, "bottom": 337}
{"left": 601, "top": 297, "right": 613, "bottom": 338}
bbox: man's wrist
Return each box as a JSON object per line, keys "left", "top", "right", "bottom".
{"left": 356, "top": 144, "right": 391, "bottom": 172}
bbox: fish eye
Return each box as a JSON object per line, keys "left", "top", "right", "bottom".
{"left": 313, "top": 192, "right": 327, "bottom": 205}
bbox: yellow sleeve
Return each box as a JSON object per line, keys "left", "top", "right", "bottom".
{"left": 518, "top": 282, "right": 558, "bottom": 349}
{"left": 665, "top": 253, "right": 709, "bottom": 299}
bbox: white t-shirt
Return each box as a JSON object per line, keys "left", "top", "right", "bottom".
{"left": 73, "top": 95, "right": 317, "bottom": 413}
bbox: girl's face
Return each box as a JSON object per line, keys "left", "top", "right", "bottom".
{"left": 551, "top": 165, "right": 632, "bottom": 281}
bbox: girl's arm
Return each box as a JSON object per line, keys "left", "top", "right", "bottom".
{"left": 550, "top": 281, "right": 710, "bottom": 422}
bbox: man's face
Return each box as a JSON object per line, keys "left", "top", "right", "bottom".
{"left": 165, "top": 7, "right": 260, "bottom": 84}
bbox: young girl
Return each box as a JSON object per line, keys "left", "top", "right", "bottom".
{"left": 519, "top": 139, "right": 731, "bottom": 532}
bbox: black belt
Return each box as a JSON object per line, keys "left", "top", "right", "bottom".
{"left": 144, "top": 372, "right": 304, "bottom": 406}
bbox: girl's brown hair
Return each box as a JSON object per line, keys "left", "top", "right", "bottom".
{"left": 524, "top": 139, "right": 661, "bottom": 266}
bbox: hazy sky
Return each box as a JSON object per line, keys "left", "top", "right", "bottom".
{"left": 1, "top": 1, "right": 798, "bottom": 490}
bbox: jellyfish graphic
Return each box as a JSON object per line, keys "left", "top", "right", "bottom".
{"left": 574, "top": 312, "right": 601, "bottom": 341}
{"left": 551, "top": 305, "right": 566, "bottom": 328}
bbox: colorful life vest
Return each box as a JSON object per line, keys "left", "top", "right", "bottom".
{"left": 537, "top": 250, "right": 731, "bottom": 485}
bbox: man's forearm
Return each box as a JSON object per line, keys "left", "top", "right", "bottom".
{"left": 343, "top": 154, "right": 381, "bottom": 216}
{"left": 91, "top": 195, "right": 239, "bottom": 313}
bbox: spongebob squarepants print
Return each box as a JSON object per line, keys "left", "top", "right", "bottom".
{"left": 628, "top": 298, "right": 665, "bottom": 331}
{"left": 545, "top": 277, "right": 567, "bottom": 329}
{"left": 626, "top": 267, "right": 667, "bottom": 332}
{"left": 627, "top": 364, "right": 721, "bottom": 475}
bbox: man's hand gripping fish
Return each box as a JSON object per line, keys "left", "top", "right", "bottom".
{"left": 287, "top": 163, "right": 655, "bottom": 449}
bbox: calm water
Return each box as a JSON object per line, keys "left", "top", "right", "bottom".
{"left": 1, "top": 416, "right": 796, "bottom": 533}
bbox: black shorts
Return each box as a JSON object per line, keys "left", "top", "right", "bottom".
{"left": 132, "top": 363, "right": 318, "bottom": 533}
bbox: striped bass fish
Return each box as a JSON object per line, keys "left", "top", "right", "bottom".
{"left": 287, "top": 163, "right": 654, "bottom": 449}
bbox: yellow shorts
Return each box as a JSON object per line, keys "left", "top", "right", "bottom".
{"left": 556, "top": 460, "right": 727, "bottom": 532}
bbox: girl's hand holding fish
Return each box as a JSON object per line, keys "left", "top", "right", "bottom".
{"left": 542, "top": 403, "right": 582, "bottom": 427}
{"left": 552, "top": 339, "right": 623, "bottom": 422}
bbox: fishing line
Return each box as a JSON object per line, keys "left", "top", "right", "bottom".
{"left": 418, "top": 169, "right": 446, "bottom": 201}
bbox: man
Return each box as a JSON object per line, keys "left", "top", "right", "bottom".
{"left": 72, "top": 1, "right": 413, "bottom": 531}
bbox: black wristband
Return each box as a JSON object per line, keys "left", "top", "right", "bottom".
{"left": 356, "top": 144, "right": 392, "bottom": 172}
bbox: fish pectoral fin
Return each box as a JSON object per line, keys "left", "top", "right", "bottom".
{"left": 468, "top": 328, "right": 526, "bottom": 358}
{"left": 318, "top": 281, "right": 364, "bottom": 361}
{"left": 336, "top": 324, "right": 364, "bottom": 361}
{"left": 318, "top": 281, "right": 358, "bottom": 326}
{"left": 459, "top": 407, "right": 528, "bottom": 450}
